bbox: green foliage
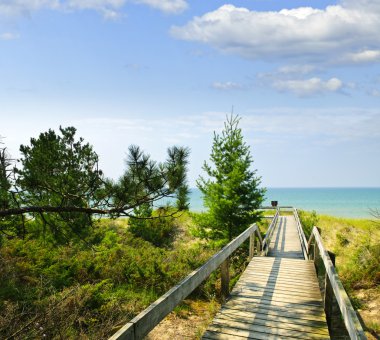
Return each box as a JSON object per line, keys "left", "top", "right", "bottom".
{"left": 128, "top": 205, "right": 177, "bottom": 247}
{"left": 298, "top": 209, "right": 319, "bottom": 238}
{"left": 0, "top": 138, "right": 23, "bottom": 239}
{"left": 1, "top": 127, "right": 190, "bottom": 243}
{"left": 112, "top": 145, "right": 190, "bottom": 217}
{"left": 0, "top": 218, "right": 215, "bottom": 339}
{"left": 0, "top": 138, "right": 11, "bottom": 210}
{"left": 14, "top": 126, "right": 103, "bottom": 242}
{"left": 300, "top": 212, "right": 380, "bottom": 289}
{"left": 17, "top": 126, "right": 103, "bottom": 207}
{"left": 343, "top": 243, "right": 380, "bottom": 288}
{"left": 196, "top": 114, "right": 265, "bottom": 241}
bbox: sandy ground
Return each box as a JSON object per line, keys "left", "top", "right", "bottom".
{"left": 354, "top": 288, "right": 380, "bottom": 339}
{"left": 145, "top": 299, "right": 220, "bottom": 340}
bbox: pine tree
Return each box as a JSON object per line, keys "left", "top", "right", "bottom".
{"left": 196, "top": 115, "right": 265, "bottom": 241}
{"left": 0, "top": 128, "right": 189, "bottom": 242}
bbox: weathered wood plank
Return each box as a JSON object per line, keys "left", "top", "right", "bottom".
{"left": 208, "top": 320, "right": 330, "bottom": 339}
{"left": 232, "top": 283, "right": 322, "bottom": 298}
{"left": 240, "top": 273, "right": 319, "bottom": 286}
{"left": 243, "top": 270, "right": 316, "bottom": 279}
{"left": 226, "top": 295, "right": 325, "bottom": 313}
{"left": 221, "top": 304, "right": 327, "bottom": 322}
{"left": 243, "top": 266, "right": 316, "bottom": 274}
{"left": 239, "top": 275, "right": 320, "bottom": 286}
{"left": 231, "top": 284, "right": 322, "bottom": 298}
{"left": 214, "top": 315, "right": 329, "bottom": 336}
{"left": 215, "top": 312, "right": 329, "bottom": 334}
{"left": 244, "top": 261, "right": 316, "bottom": 270}
{"left": 229, "top": 291, "right": 323, "bottom": 307}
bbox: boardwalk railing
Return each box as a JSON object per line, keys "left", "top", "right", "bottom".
{"left": 261, "top": 208, "right": 279, "bottom": 255}
{"left": 293, "top": 208, "right": 309, "bottom": 259}
{"left": 110, "top": 210, "right": 279, "bottom": 340}
{"left": 293, "top": 208, "right": 366, "bottom": 340}
{"left": 307, "top": 226, "right": 367, "bottom": 340}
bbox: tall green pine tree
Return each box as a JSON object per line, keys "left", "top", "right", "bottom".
{"left": 197, "top": 114, "right": 265, "bottom": 241}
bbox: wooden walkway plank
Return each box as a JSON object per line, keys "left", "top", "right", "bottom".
{"left": 219, "top": 307, "right": 328, "bottom": 326}
{"left": 223, "top": 301, "right": 327, "bottom": 321}
{"left": 202, "top": 215, "right": 331, "bottom": 339}
{"left": 214, "top": 314, "right": 330, "bottom": 335}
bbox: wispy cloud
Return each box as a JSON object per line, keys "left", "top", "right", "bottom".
{"left": 0, "top": 0, "right": 188, "bottom": 19}
{"left": 73, "top": 107, "right": 380, "bottom": 146}
{"left": 342, "top": 50, "right": 380, "bottom": 64}
{"left": 0, "top": 32, "right": 20, "bottom": 40}
{"left": 272, "top": 77, "right": 344, "bottom": 97}
{"left": 277, "top": 65, "right": 317, "bottom": 75}
{"left": 124, "top": 63, "right": 149, "bottom": 71}
{"left": 133, "top": 0, "right": 187, "bottom": 14}
{"left": 211, "top": 81, "right": 243, "bottom": 90}
{"left": 369, "top": 89, "right": 380, "bottom": 97}
{"left": 0, "top": 0, "right": 59, "bottom": 17}
{"left": 2, "top": 108, "right": 379, "bottom": 185}
{"left": 257, "top": 67, "right": 345, "bottom": 97}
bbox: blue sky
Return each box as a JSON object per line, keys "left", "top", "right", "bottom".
{"left": 1, "top": 0, "right": 379, "bottom": 188}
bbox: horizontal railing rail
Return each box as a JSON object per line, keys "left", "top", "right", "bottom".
{"left": 260, "top": 205, "right": 293, "bottom": 210}
{"left": 307, "top": 226, "right": 366, "bottom": 340}
{"left": 261, "top": 208, "right": 280, "bottom": 255}
{"left": 293, "top": 208, "right": 308, "bottom": 259}
{"left": 109, "top": 214, "right": 272, "bottom": 340}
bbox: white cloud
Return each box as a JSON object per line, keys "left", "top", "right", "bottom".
{"left": 134, "top": 0, "right": 187, "bottom": 14}
{"left": 171, "top": 1, "right": 380, "bottom": 65}
{"left": 343, "top": 50, "right": 380, "bottom": 63}
{"left": 277, "top": 65, "right": 316, "bottom": 75}
{"left": 272, "top": 77, "right": 343, "bottom": 96}
{"left": 369, "top": 89, "right": 380, "bottom": 97}
{"left": 0, "top": 0, "right": 59, "bottom": 16}
{"left": 0, "top": 0, "right": 187, "bottom": 18}
{"left": 0, "top": 32, "right": 20, "bottom": 40}
{"left": 66, "top": 0, "right": 125, "bottom": 18}
{"left": 212, "top": 81, "right": 243, "bottom": 90}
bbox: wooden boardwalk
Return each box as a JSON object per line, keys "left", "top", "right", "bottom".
{"left": 267, "top": 216, "right": 304, "bottom": 259}
{"left": 203, "top": 215, "right": 330, "bottom": 339}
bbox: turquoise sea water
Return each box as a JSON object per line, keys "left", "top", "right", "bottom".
{"left": 189, "top": 188, "right": 380, "bottom": 218}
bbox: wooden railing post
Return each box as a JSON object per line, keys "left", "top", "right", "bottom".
{"left": 221, "top": 257, "right": 230, "bottom": 300}
{"left": 309, "top": 243, "right": 315, "bottom": 260}
{"left": 249, "top": 233, "right": 254, "bottom": 260}
{"left": 324, "top": 251, "right": 349, "bottom": 337}
{"left": 314, "top": 228, "right": 321, "bottom": 275}
{"left": 255, "top": 233, "right": 260, "bottom": 256}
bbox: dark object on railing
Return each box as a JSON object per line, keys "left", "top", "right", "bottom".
{"left": 271, "top": 200, "right": 278, "bottom": 207}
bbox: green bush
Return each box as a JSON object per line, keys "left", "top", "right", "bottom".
{"left": 298, "top": 210, "right": 319, "bottom": 238}
{"left": 128, "top": 206, "right": 177, "bottom": 247}
{"left": 0, "top": 216, "right": 216, "bottom": 339}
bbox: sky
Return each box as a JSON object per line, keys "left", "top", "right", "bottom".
{"left": 1, "top": 0, "right": 380, "bottom": 188}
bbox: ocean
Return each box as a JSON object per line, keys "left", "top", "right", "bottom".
{"left": 188, "top": 187, "right": 380, "bottom": 219}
